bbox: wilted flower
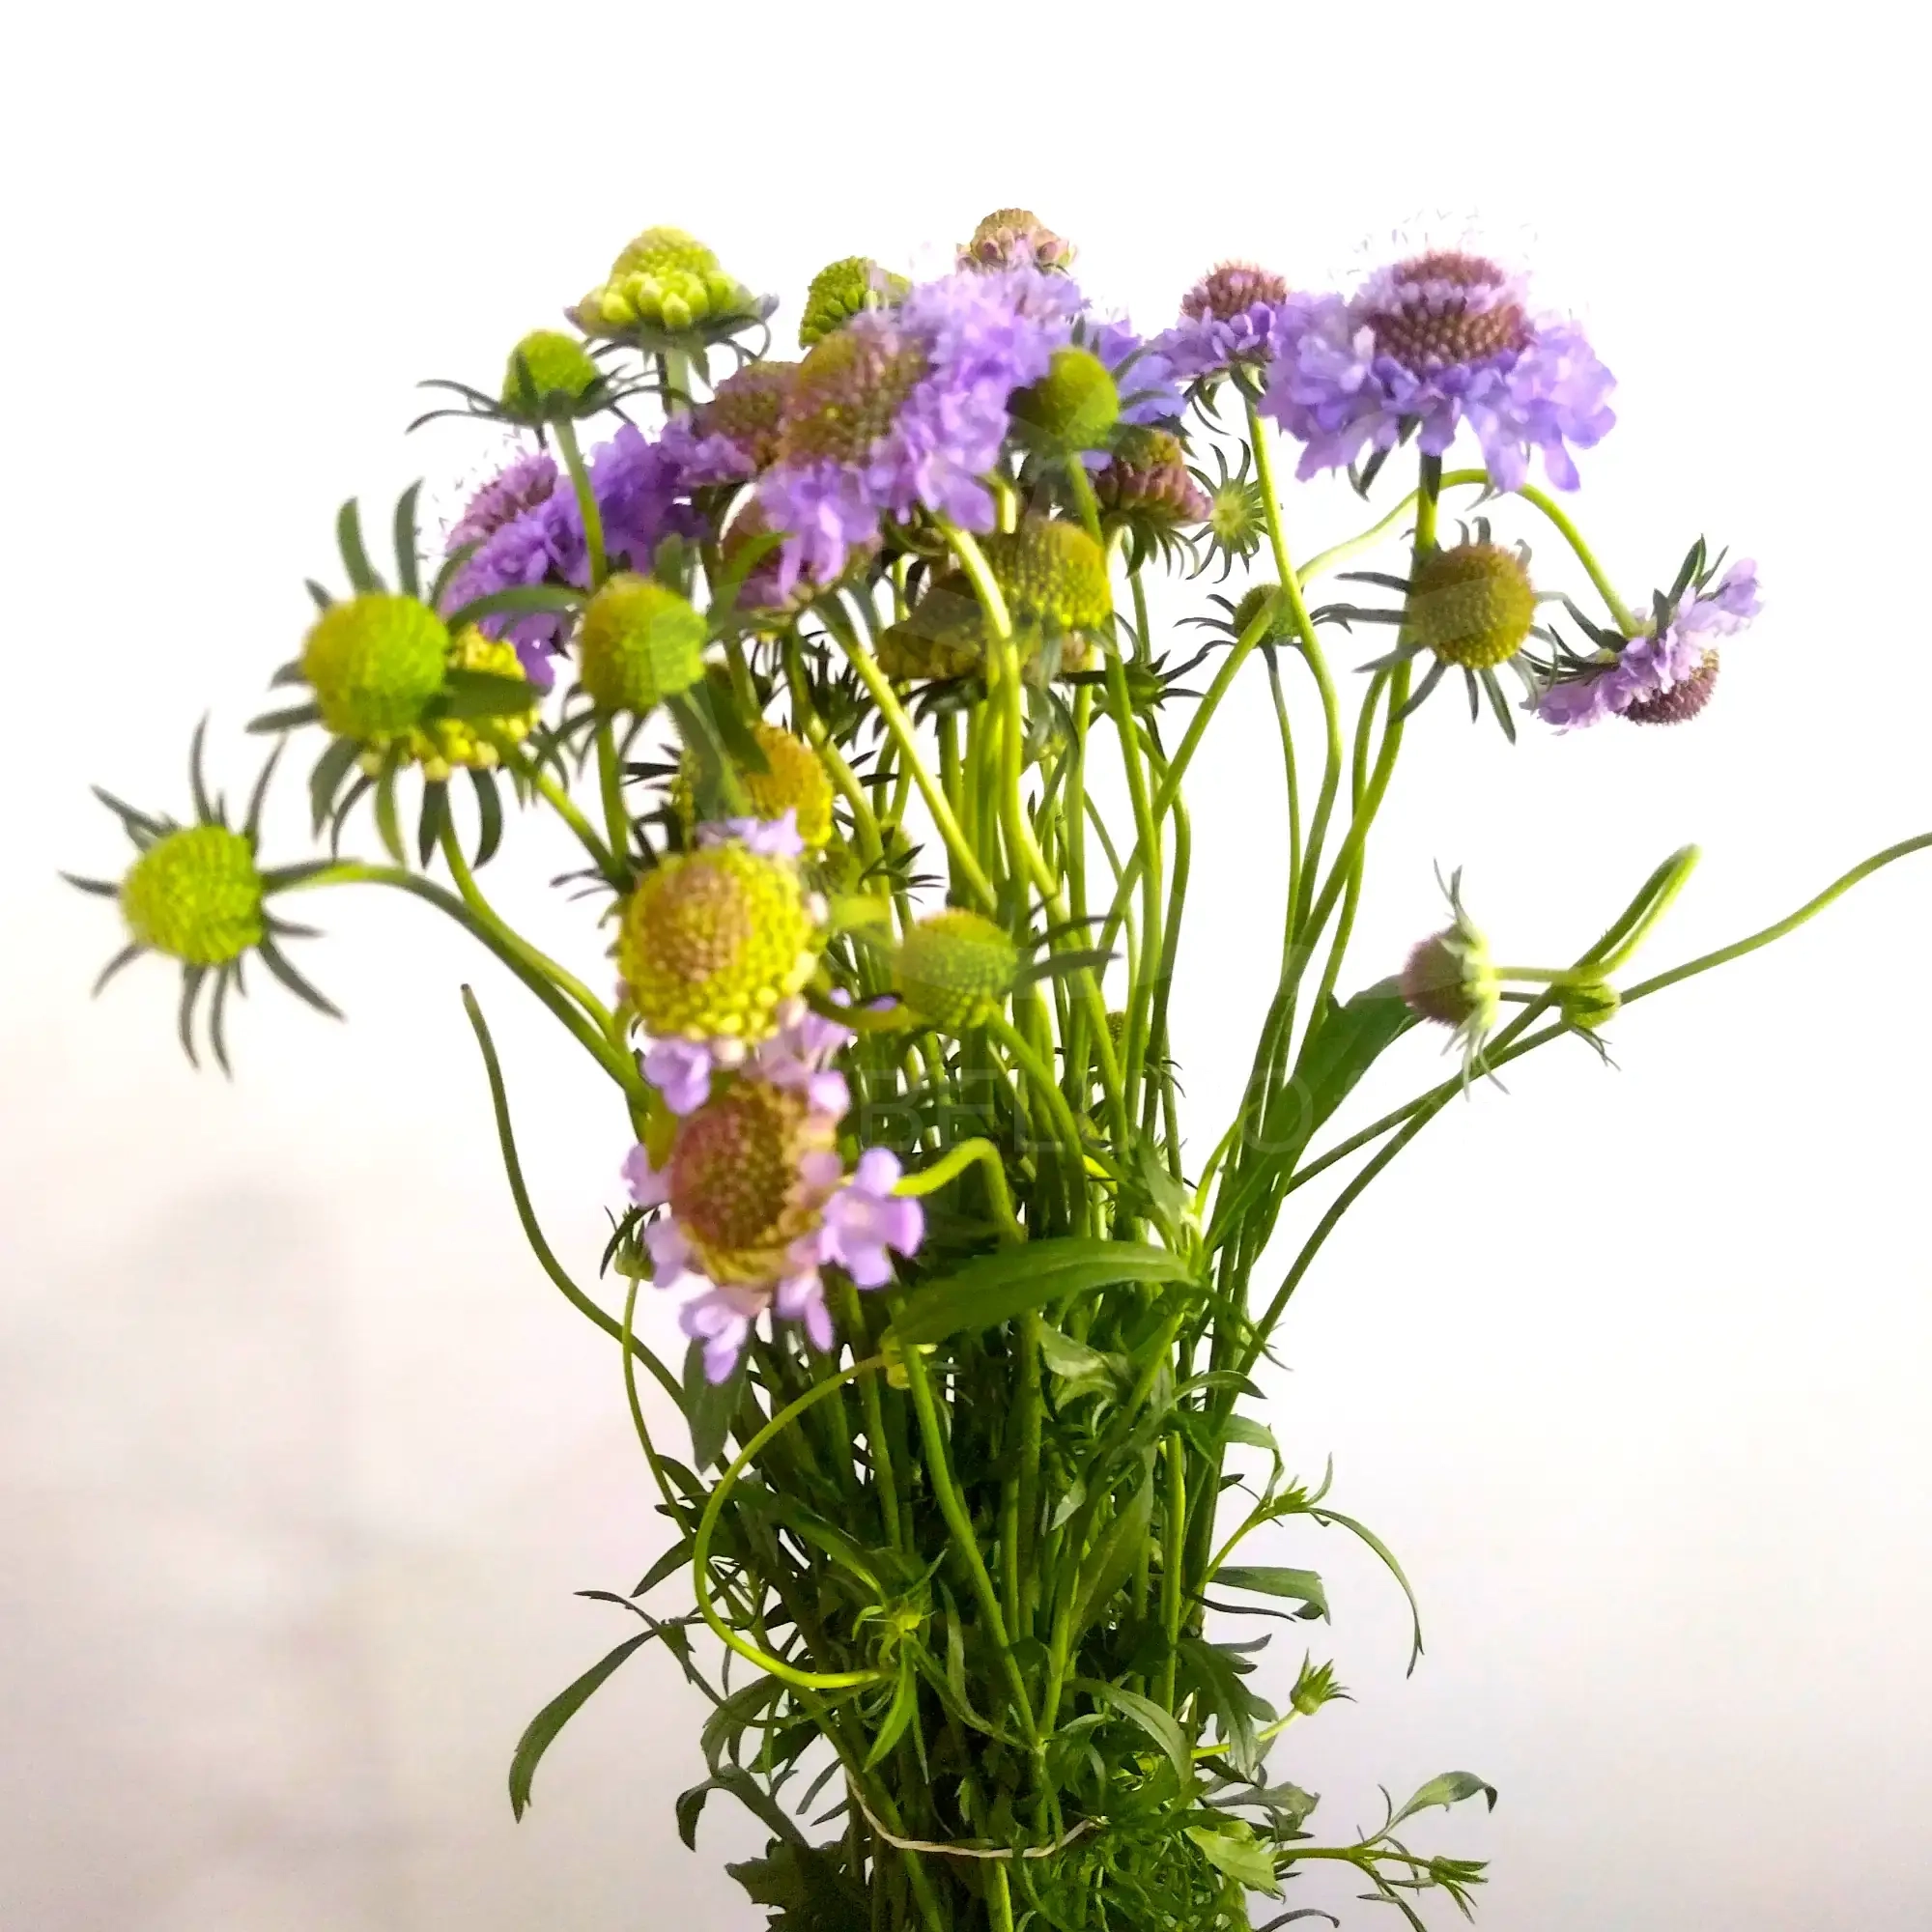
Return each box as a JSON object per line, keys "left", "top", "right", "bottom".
{"left": 1399, "top": 869, "right": 1500, "bottom": 1080}
{"left": 1264, "top": 248, "right": 1615, "bottom": 489}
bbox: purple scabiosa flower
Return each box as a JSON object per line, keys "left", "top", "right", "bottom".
{"left": 1535, "top": 559, "right": 1759, "bottom": 729}
{"left": 1263, "top": 248, "right": 1615, "bottom": 490}
{"left": 1082, "top": 317, "right": 1182, "bottom": 427}
{"left": 641, "top": 1036, "right": 717, "bottom": 1116}
{"left": 441, "top": 426, "right": 697, "bottom": 686}
{"left": 660, "top": 359, "right": 797, "bottom": 488}
{"left": 757, "top": 268, "right": 1082, "bottom": 590}
{"left": 448, "top": 451, "right": 558, "bottom": 551}
{"left": 1154, "top": 261, "right": 1293, "bottom": 383}
{"left": 622, "top": 1055, "right": 923, "bottom": 1380}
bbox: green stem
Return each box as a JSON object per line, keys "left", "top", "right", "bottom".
{"left": 895, "top": 1137, "right": 1025, "bottom": 1244}
{"left": 1514, "top": 481, "right": 1641, "bottom": 634}
{"left": 552, "top": 417, "right": 606, "bottom": 589}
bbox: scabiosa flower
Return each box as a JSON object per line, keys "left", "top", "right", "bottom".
{"left": 615, "top": 820, "right": 820, "bottom": 1047}
{"left": 799, "top": 256, "right": 910, "bottom": 349}
{"left": 958, "top": 208, "right": 1076, "bottom": 273}
{"left": 1535, "top": 557, "right": 1759, "bottom": 729}
{"left": 569, "top": 226, "right": 762, "bottom": 340}
{"left": 660, "top": 360, "right": 798, "bottom": 487}
{"left": 448, "top": 451, "right": 558, "bottom": 551}
{"left": 577, "top": 573, "right": 708, "bottom": 716}
{"left": 403, "top": 627, "right": 536, "bottom": 780}
{"left": 1155, "top": 261, "right": 1293, "bottom": 382}
{"left": 1080, "top": 316, "right": 1182, "bottom": 427}
{"left": 121, "top": 824, "right": 265, "bottom": 967}
{"left": 1264, "top": 248, "right": 1615, "bottom": 490}
{"left": 441, "top": 426, "right": 697, "bottom": 687}
{"left": 640, "top": 980, "right": 848, "bottom": 1120}
{"left": 1095, "top": 427, "right": 1211, "bottom": 569}
{"left": 301, "top": 593, "right": 449, "bottom": 745}
{"left": 895, "top": 908, "right": 1019, "bottom": 1032}
{"left": 671, "top": 722, "right": 836, "bottom": 849}
{"left": 756, "top": 268, "right": 1082, "bottom": 590}
{"left": 1399, "top": 868, "right": 1499, "bottom": 1082}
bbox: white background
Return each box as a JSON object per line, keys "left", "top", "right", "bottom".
{"left": 3, "top": 3, "right": 1928, "bottom": 1927}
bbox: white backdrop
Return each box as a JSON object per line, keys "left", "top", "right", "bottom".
{"left": 4, "top": 3, "right": 1928, "bottom": 1927}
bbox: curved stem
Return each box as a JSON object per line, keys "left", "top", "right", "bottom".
{"left": 1513, "top": 481, "right": 1641, "bottom": 634}
{"left": 895, "top": 1137, "right": 1025, "bottom": 1245}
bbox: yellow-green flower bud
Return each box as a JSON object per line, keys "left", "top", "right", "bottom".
{"left": 876, "top": 574, "right": 987, "bottom": 681}
{"left": 301, "top": 593, "right": 450, "bottom": 744}
{"left": 984, "top": 517, "right": 1113, "bottom": 635}
{"left": 1559, "top": 979, "right": 1621, "bottom": 1031}
{"left": 616, "top": 843, "right": 817, "bottom": 1042}
{"left": 1009, "top": 347, "right": 1119, "bottom": 451}
{"left": 579, "top": 573, "right": 707, "bottom": 715}
{"left": 895, "top": 909, "right": 1018, "bottom": 1032}
{"left": 120, "top": 825, "right": 264, "bottom": 967}
{"left": 1229, "top": 582, "right": 1292, "bottom": 642}
{"left": 799, "top": 256, "right": 909, "bottom": 350}
{"left": 500, "top": 329, "right": 601, "bottom": 420}
{"left": 574, "top": 227, "right": 755, "bottom": 339}
{"left": 672, "top": 721, "right": 835, "bottom": 848}
{"left": 407, "top": 627, "right": 535, "bottom": 780}
{"left": 1406, "top": 542, "right": 1536, "bottom": 669}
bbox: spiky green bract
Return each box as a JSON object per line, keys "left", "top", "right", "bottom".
{"left": 1400, "top": 868, "right": 1500, "bottom": 1080}
{"left": 1229, "top": 582, "right": 1292, "bottom": 642}
{"left": 1559, "top": 979, "right": 1621, "bottom": 1031}
{"left": 301, "top": 593, "right": 449, "bottom": 743}
{"left": 121, "top": 824, "right": 263, "bottom": 966}
{"left": 799, "top": 256, "right": 909, "bottom": 350}
{"left": 500, "top": 329, "right": 602, "bottom": 422}
{"left": 578, "top": 573, "right": 707, "bottom": 716}
{"left": 1407, "top": 541, "right": 1537, "bottom": 669}
{"left": 1010, "top": 347, "right": 1119, "bottom": 451}
{"left": 895, "top": 909, "right": 1018, "bottom": 1032}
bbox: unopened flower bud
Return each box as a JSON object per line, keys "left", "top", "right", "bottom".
{"left": 895, "top": 909, "right": 1019, "bottom": 1032}
{"left": 1559, "top": 979, "right": 1621, "bottom": 1031}
{"left": 983, "top": 517, "right": 1113, "bottom": 636}
{"left": 1010, "top": 347, "right": 1119, "bottom": 451}
{"left": 301, "top": 593, "right": 449, "bottom": 744}
{"left": 959, "top": 208, "right": 1075, "bottom": 272}
{"left": 1406, "top": 542, "right": 1536, "bottom": 669}
{"left": 799, "top": 256, "right": 909, "bottom": 350}
{"left": 672, "top": 721, "right": 835, "bottom": 849}
{"left": 579, "top": 573, "right": 707, "bottom": 715}
{"left": 500, "top": 329, "right": 601, "bottom": 421}
{"left": 121, "top": 825, "right": 265, "bottom": 967}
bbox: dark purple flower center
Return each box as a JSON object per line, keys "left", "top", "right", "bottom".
{"left": 1626, "top": 650, "right": 1720, "bottom": 724}
{"left": 669, "top": 1084, "right": 807, "bottom": 1251}
{"left": 1182, "top": 261, "right": 1289, "bottom": 322}
{"left": 1366, "top": 251, "right": 1530, "bottom": 370}
{"left": 777, "top": 325, "right": 929, "bottom": 467}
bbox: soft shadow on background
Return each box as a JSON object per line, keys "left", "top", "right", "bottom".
{"left": 3, "top": 3, "right": 1928, "bottom": 1927}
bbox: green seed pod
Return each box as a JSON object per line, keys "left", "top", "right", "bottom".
{"left": 578, "top": 574, "right": 707, "bottom": 715}
{"left": 895, "top": 909, "right": 1019, "bottom": 1033}
{"left": 120, "top": 824, "right": 265, "bottom": 967}
{"left": 301, "top": 593, "right": 450, "bottom": 743}
{"left": 500, "top": 328, "right": 601, "bottom": 420}
{"left": 1009, "top": 347, "right": 1119, "bottom": 451}
{"left": 1406, "top": 542, "right": 1537, "bottom": 669}
{"left": 799, "top": 256, "right": 908, "bottom": 350}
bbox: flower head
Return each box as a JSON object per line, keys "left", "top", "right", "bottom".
{"left": 569, "top": 226, "right": 762, "bottom": 340}
{"left": 449, "top": 452, "right": 558, "bottom": 552}
{"left": 1009, "top": 346, "right": 1120, "bottom": 452}
{"left": 577, "top": 573, "right": 707, "bottom": 715}
{"left": 895, "top": 908, "right": 1019, "bottom": 1032}
{"left": 1094, "top": 427, "right": 1210, "bottom": 568}
{"left": 757, "top": 268, "right": 1082, "bottom": 589}
{"left": 301, "top": 593, "right": 449, "bottom": 744}
{"left": 1155, "top": 261, "right": 1293, "bottom": 382}
{"left": 499, "top": 329, "right": 602, "bottom": 423}
{"left": 959, "top": 208, "right": 1075, "bottom": 273}
{"left": 1399, "top": 868, "right": 1498, "bottom": 1081}
{"left": 1407, "top": 542, "right": 1537, "bottom": 670}
{"left": 662, "top": 360, "right": 798, "bottom": 487}
{"left": 1535, "top": 558, "right": 1758, "bottom": 729}
{"left": 616, "top": 830, "right": 819, "bottom": 1044}
{"left": 403, "top": 627, "right": 535, "bottom": 780}
{"left": 121, "top": 824, "right": 264, "bottom": 967}
{"left": 1264, "top": 248, "right": 1615, "bottom": 490}
{"left": 800, "top": 256, "right": 910, "bottom": 349}
{"left": 672, "top": 722, "right": 835, "bottom": 848}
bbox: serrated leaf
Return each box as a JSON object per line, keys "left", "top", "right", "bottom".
{"left": 507, "top": 1631, "right": 653, "bottom": 1818}
{"left": 1389, "top": 1771, "right": 1497, "bottom": 1829}
{"left": 891, "top": 1237, "right": 1192, "bottom": 1349}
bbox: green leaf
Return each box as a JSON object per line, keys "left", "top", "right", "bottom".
{"left": 724, "top": 1837, "right": 869, "bottom": 1932}
{"left": 1389, "top": 1771, "right": 1497, "bottom": 1829}
{"left": 392, "top": 481, "right": 423, "bottom": 599}
{"left": 891, "top": 1237, "right": 1193, "bottom": 1349}
{"left": 247, "top": 702, "right": 322, "bottom": 736}
{"left": 1214, "top": 1567, "right": 1328, "bottom": 1622}
{"left": 1185, "top": 1822, "right": 1281, "bottom": 1896}
{"left": 373, "top": 759, "right": 406, "bottom": 867}
{"left": 632, "top": 1537, "right": 695, "bottom": 1597}
{"left": 435, "top": 668, "right": 538, "bottom": 721}
{"left": 1072, "top": 1468, "right": 1154, "bottom": 1634}
{"left": 1313, "top": 1507, "right": 1425, "bottom": 1672}
{"left": 507, "top": 1631, "right": 652, "bottom": 1818}
{"left": 863, "top": 1660, "right": 919, "bottom": 1768}
{"left": 440, "top": 583, "right": 587, "bottom": 633}
{"left": 677, "top": 1765, "right": 808, "bottom": 1852}
{"left": 469, "top": 767, "right": 504, "bottom": 867}
{"left": 416, "top": 781, "right": 449, "bottom": 868}
{"left": 1036, "top": 1324, "right": 1118, "bottom": 1385}
{"left": 336, "top": 498, "right": 384, "bottom": 594}
{"left": 684, "top": 1337, "right": 748, "bottom": 1471}
{"left": 1073, "top": 1677, "right": 1192, "bottom": 1788}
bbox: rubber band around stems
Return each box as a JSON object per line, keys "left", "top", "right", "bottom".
{"left": 848, "top": 1783, "right": 1099, "bottom": 1861}
{"left": 690, "top": 1355, "right": 893, "bottom": 1690}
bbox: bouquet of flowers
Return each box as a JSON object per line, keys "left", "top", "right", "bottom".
{"left": 69, "top": 209, "right": 1927, "bottom": 1930}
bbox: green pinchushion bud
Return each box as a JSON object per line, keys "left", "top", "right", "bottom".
{"left": 1009, "top": 347, "right": 1119, "bottom": 451}
{"left": 301, "top": 593, "right": 450, "bottom": 744}
{"left": 895, "top": 909, "right": 1019, "bottom": 1033}
{"left": 672, "top": 721, "right": 836, "bottom": 849}
{"left": 579, "top": 573, "right": 707, "bottom": 715}
{"left": 572, "top": 226, "right": 755, "bottom": 338}
{"left": 876, "top": 574, "right": 988, "bottom": 681}
{"left": 1559, "top": 979, "right": 1621, "bottom": 1032}
{"left": 799, "top": 256, "right": 909, "bottom": 350}
{"left": 1229, "top": 582, "right": 1292, "bottom": 643}
{"left": 1406, "top": 542, "right": 1537, "bottom": 669}
{"left": 120, "top": 824, "right": 265, "bottom": 967}
{"left": 984, "top": 517, "right": 1112, "bottom": 636}
{"left": 500, "top": 328, "right": 602, "bottom": 420}
{"left": 616, "top": 842, "right": 818, "bottom": 1043}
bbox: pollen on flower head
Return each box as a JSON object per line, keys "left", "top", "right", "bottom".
{"left": 799, "top": 257, "right": 910, "bottom": 350}
{"left": 673, "top": 721, "right": 835, "bottom": 849}
{"left": 405, "top": 627, "right": 534, "bottom": 781}
{"left": 301, "top": 593, "right": 450, "bottom": 744}
{"left": 777, "top": 322, "right": 931, "bottom": 468}
{"left": 895, "top": 909, "right": 1019, "bottom": 1032}
{"left": 617, "top": 841, "right": 818, "bottom": 1043}
{"left": 578, "top": 573, "right": 707, "bottom": 715}
{"left": 500, "top": 329, "right": 601, "bottom": 419}
{"left": 1363, "top": 251, "right": 1530, "bottom": 371}
{"left": 1406, "top": 542, "right": 1536, "bottom": 669}
{"left": 959, "top": 208, "right": 1075, "bottom": 272}
{"left": 1624, "top": 649, "right": 1719, "bottom": 724}
{"left": 120, "top": 824, "right": 265, "bottom": 967}
{"left": 693, "top": 360, "right": 796, "bottom": 472}
{"left": 667, "top": 1080, "right": 837, "bottom": 1287}
{"left": 1009, "top": 346, "right": 1120, "bottom": 451}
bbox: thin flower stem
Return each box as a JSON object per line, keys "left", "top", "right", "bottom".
{"left": 895, "top": 1137, "right": 1025, "bottom": 1244}
{"left": 620, "top": 1276, "right": 686, "bottom": 1521}
{"left": 594, "top": 721, "right": 630, "bottom": 867}
{"left": 552, "top": 416, "right": 606, "bottom": 589}
{"left": 1513, "top": 481, "right": 1642, "bottom": 634}
{"left": 491, "top": 739, "right": 626, "bottom": 885}
{"left": 985, "top": 1014, "right": 1088, "bottom": 1173}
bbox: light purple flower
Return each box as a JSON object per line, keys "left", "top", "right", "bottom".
{"left": 753, "top": 998, "right": 855, "bottom": 1118}
{"left": 449, "top": 451, "right": 558, "bottom": 551}
{"left": 1262, "top": 250, "right": 1615, "bottom": 492}
{"left": 623, "top": 1142, "right": 669, "bottom": 1208}
{"left": 1535, "top": 560, "right": 1760, "bottom": 728}
{"left": 1153, "top": 262, "right": 1293, "bottom": 384}
{"left": 758, "top": 270, "right": 1082, "bottom": 590}
{"left": 680, "top": 1285, "right": 765, "bottom": 1383}
{"left": 642, "top": 1037, "right": 716, "bottom": 1115}
{"left": 815, "top": 1148, "right": 924, "bottom": 1290}
{"left": 1082, "top": 316, "right": 1182, "bottom": 427}
{"left": 696, "top": 810, "right": 806, "bottom": 859}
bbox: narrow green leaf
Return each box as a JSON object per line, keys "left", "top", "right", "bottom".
{"left": 507, "top": 1632, "right": 653, "bottom": 1818}
{"left": 416, "top": 781, "right": 449, "bottom": 868}
{"left": 392, "top": 480, "right": 423, "bottom": 599}
{"left": 632, "top": 1537, "right": 695, "bottom": 1597}
{"left": 441, "top": 583, "right": 586, "bottom": 633}
{"left": 256, "top": 936, "right": 343, "bottom": 1019}
{"left": 1214, "top": 1567, "right": 1328, "bottom": 1622}
{"left": 336, "top": 498, "right": 384, "bottom": 594}
{"left": 304, "top": 579, "right": 334, "bottom": 612}
{"left": 677, "top": 1766, "right": 808, "bottom": 1853}
{"left": 684, "top": 1338, "right": 748, "bottom": 1472}
{"left": 1073, "top": 1678, "right": 1191, "bottom": 1788}
{"left": 891, "top": 1237, "right": 1192, "bottom": 1349}
{"left": 1389, "top": 1771, "right": 1497, "bottom": 1829}
{"left": 374, "top": 761, "right": 406, "bottom": 867}
{"left": 863, "top": 1661, "right": 919, "bottom": 1768}
{"left": 308, "top": 736, "right": 362, "bottom": 837}
{"left": 1313, "top": 1507, "right": 1425, "bottom": 1672}
{"left": 435, "top": 668, "right": 539, "bottom": 720}
{"left": 247, "top": 703, "right": 323, "bottom": 736}
{"left": 469, "top": 767, "right": 504, "bottom": 867}
{"left": 1072, "top": 1469, "right": 1154, "bottom": 1634}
